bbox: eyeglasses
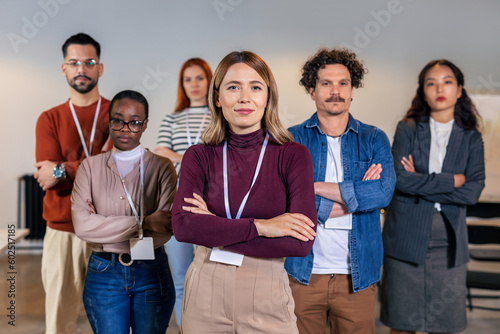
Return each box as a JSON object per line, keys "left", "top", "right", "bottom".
{"left": 65, "top": 59, "right": 99, "bottom": 69}
{"left": 109, "top": 118, "right": 145, "bottom": 133}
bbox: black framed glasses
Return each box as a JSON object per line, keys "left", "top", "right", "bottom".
{"left": 109, "top": 118, "right": 145, "bottom": 133}
{"left": 65, "top": 59, "right": 99, "bottom": 69}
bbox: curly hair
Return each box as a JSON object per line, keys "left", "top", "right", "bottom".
{"left": 299, "top": 48, "right": 367, "bottom": 92}
{"left": 405, "top": 59, "right": 480, "bottom": 130}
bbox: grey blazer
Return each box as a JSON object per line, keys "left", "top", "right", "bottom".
{"left": 382, "top": 119, "right": 485, "bottom": 266}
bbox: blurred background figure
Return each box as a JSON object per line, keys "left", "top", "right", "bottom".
{"left": 155, "top": 58, "right": 212, "bottom": 330}
{"left": 381, "top": 60, "right": 485, "bottom": 334}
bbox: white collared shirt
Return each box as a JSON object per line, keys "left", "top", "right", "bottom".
{"left": 429, "top": 118, "right": 454, "bottom": 211}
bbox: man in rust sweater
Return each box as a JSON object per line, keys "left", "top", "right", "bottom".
{"left": 34, "top": 33, "right": 110, "bottom": 334}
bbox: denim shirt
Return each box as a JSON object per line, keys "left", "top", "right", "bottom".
{"left": 284, "top": 113, "right": 396, "bottom": 292}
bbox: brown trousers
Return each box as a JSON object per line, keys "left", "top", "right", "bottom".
{"left": 289, "top": 273, "right": 376, "bottom": 334}
{"left": 181, "top": 246, "right": 298, "bottom": 334}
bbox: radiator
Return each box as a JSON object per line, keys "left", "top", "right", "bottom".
{"left": 17, "top": 174, "right": 46, "bottom": 240}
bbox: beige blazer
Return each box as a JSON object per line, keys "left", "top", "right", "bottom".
{"left": 71, "top": 149, "right": 177, "bottom": 253}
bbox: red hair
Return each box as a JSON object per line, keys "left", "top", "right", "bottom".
{"left": 174, "top": 58, "right": 213, "bottom": 112}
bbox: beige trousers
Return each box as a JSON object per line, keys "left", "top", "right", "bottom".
{"left": 41, "top": 226, "right": 91, "bottom": 334}
{"left": 181, "top": 246, "right": 298, "bottom": 334}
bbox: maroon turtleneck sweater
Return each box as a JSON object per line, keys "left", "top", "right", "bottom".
{"left": 172, "top": 129, "right": 317, "bottom": 258}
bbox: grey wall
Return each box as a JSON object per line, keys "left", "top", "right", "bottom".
{"left": 1, "top": 0, "right": 499, "bottom": 228}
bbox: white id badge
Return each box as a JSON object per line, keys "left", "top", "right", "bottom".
{"left": 325, "top": 214, "right": 352, "bottom": 230}
{"left": 130, "top": 237, "right": 155, "bottom": 260}
{"left": 209, "top": 247, "right": 244, "bottom": 266}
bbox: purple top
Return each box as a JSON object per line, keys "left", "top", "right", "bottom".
{"left": 172, "top": 129, "right": 317, "bottom": 258}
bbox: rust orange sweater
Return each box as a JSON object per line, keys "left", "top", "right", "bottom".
{"left": 35, "top": 97, "right": 110, "bottom": 233}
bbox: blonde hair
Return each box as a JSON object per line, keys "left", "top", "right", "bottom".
{"left": 202, "top": 51, "right": 293, "bottom": 145}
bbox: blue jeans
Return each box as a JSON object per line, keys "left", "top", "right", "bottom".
{"left": 83, "top": 247, "right": 175, "bottom": 334}
{"left": 165, "top": 235, "right": 195, "bottom": 327}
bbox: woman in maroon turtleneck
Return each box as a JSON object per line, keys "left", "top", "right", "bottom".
{"left": 172, "top": 51, "right": 317, "bottom": 333}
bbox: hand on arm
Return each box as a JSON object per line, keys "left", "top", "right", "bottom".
{"left": 315, "top": 182, "right": 343, "bottom": 203}
{"left": 86, "top": 199, "right": 96, "bottom": 214}
{"left": 182, "top": 193, "right": 215, "bottom": 216}
{"left": 182, "top": 190, "right": 316, "bottom": 244}
{"left": 316, "top": 163, "right": 382, "bottom": 204}
{"left": 392, "top": 122, "right": 454, "bottom": 196}
{"left": 403, "top": 153, "right": 465, "bottom": 188}
{"left": 329, "top": 202, "right": 349, "bottom": 218}
{"left": 454, "top": 174, "right": 466, "bottom": 187}
{"left": 143, "top": 210, "right": 172, "bottom": 234}
{"left": 401, "top": 155, "right": 415, "bottom": 173}
{"left": 415, "top": 132, "right": 484, "bottom": 206}
{"left": 34, "top": 160, "right": 58, "bottom": 191}
{"left": 154, "top": 146, "right": 183, "bottom": 164}
{"left": 254, "top": 213, "right": 316, "bottom": 242}
{"left": 174, "top": 144, "right": 317, "bottom": 257}
{"left": 362, "top": 163, "right": 383, "bottom": 180}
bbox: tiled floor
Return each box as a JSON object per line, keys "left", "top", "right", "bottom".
{"left": 1, "top": 252, "right": 499, "bottom": 334}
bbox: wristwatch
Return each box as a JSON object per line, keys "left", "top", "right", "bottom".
{"left": 53, "top": 163, "right": 67, "bottom": 181}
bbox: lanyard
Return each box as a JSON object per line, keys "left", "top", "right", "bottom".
{"left": 112, "top": 148, "right": 145, "bottom": 239}
{"left": 186, "top": 108, "right": 209, "bottom": 147}
{"left": 223, "top": 134, "right": 269, "bottom": 219}
{"left": 69, "top": 96, "right": 102, "bottom": 158}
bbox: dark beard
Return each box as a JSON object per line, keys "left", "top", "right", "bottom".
{"left": 69, "top": 76, "right": 98, "bottom": 94}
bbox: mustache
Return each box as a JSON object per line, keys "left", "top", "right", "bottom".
{"left": 325, "top": 96, "right": 345, "bottom": 103}
{"left": 74, "top": 75, "right": 92, "bottom": 80}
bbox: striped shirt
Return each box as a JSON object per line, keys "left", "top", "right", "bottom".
{"left": 156, "top": 106, "right": 211, "bottom": 174}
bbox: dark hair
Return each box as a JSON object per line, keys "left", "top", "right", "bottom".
{"left": 108, "top": 90, "right": 149, "bottom": 119}
{"left": 62, "top": 33, "right": 101, "bottom": 59}
{"left": 405, "top": 59, "right": 480, "bottom": 130}
{"left": 300, "top": 48, "right": 367, "bottom": 92}
{"left": 203, "top": 51, "right": 293, "bottom": 145}
{"left": 175, "top": 58, "right": 213, "bottom": 112}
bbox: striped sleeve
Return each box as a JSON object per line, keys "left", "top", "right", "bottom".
{"left": 156, "top": 113, "right": 174, "bottom": 149}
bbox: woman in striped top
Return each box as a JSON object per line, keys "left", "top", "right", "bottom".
{"left": 154, "top": 58, "right": 213, "bottom": 330}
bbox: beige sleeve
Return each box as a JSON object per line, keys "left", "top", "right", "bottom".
{"left": 71, "top": 158, "right": 138, "bottom": 253}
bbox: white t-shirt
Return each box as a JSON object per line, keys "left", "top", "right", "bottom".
{"left": 312, "top": 136, "right": 351, "bottom": 275}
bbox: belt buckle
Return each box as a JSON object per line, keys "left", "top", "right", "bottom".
{"left": 118, "top": 253, "right": 134, "bottom": 266}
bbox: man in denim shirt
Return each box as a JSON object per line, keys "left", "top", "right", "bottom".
{"left": 285, "top": 48, "right": 396, "bottom": 334}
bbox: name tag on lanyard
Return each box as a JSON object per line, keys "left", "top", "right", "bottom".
{"left": 209, "top": 134, "right": 269, "bottom": 266}
{"left": 112, "top": 149, "right": 155, "bottom": 260}
{"left": 130, "top": 236, "right": 155, "bottom": 260}
{"left": 325, "top": 214, "right": 352, "bottom": 230}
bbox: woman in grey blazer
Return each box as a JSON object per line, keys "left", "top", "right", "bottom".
{"left": 380, "top": 60, "right": 485, "bottom": 334}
